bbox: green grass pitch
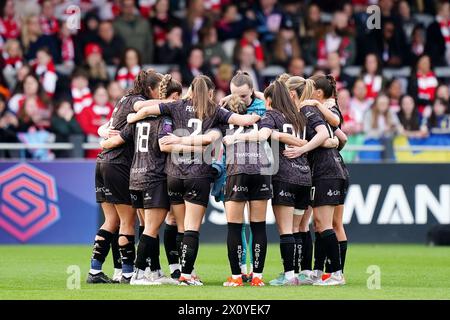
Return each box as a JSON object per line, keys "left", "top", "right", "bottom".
{"left": 1, "top": 244, "right": 449, "bottom": 300}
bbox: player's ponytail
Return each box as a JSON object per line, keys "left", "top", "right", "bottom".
{"left": 310, "top": 73, "right": 344, "bottom": 124}
{"left": 225, "top": 94, "right": 247, "bottom": 115}
{"left": 286, "top": 76, "right": 315, "bottom": 104}
{"left": 264, "top": 80, "right": 306, "bottom": 136}
{"left": 191, "top": 75, "right": 215, "bottom": 120}
{"left": 159, "top": 74, "right": 182, "bottom": 99}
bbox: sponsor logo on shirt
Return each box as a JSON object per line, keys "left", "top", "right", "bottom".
{"left": 233, "top": 185, "right": 248, "bottom": 192}
{"left": 168, "top": 190, "right": 183, "bottom": 197}
{"left": 279, "top": 190, "right": 295, "bottom": 198}
{"left": 143, "top": 193, "right": 152, "bottom": 201}
{"left": 186, "top": 105, "right": 195, "bottom": 112}
{"left": 291, "top": 163, "right": 309, "bottom": 171}
{"left": 327, "top": 189, "right": 341, "bottom": 197}
{"left": 131, "top": 167, "right": 148, "bottom": 174}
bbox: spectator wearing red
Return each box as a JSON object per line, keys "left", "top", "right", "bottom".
{"left": 40, "top": 0, "right": 59, "bottom": 36}
{"left": 311, "top": 11, "right": 356, "bottom": 68}
{"left": 33, "top": 47, "right": 58, "bottom": 97}
{"left": 83, "top": 42, "right": 109, "bottom": 88}
{"left": 361, "top": 53, "right": 386, "bottom": 102}
{"left": 116, "top": 47, "right": 141, "bottom": 90}
{"left": 71, "top": 68, "right": 93, "bottom": 114}
{"left": 408, "top": 55, "right": 438, "bottom": 115}
{"left": 350, "top": 78, "right": 371, "bottom": 126}
{"left": 8, "top": 73, "right": 50, "bottom": 116}
{"left": 138, "top": 0, "right": 154, "bottom": 18}
{"left": 0, "top": 0, "right": 20, "bottom": 45}
{"left": 76, "top": 85, "right": 113, "bottom": 158}
{"left": 238, "top": 24, "right": 265, "bottom": 70}
{"left": 58, "top": 20, "right": 75, "bottom": 67}
{"left": 338, "top": 88, "right": 362, "bottom": 135}
{"left": 2, "top": 39, "right": 23, "bottom": 73}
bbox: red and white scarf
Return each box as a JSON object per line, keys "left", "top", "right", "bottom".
{"left": 34, "top": 61, "right": 58, "bottom": 97}
{"left": 116, "top": 65, "right": 141, "bottom": 90}
{"left": 61, "top": 36, "right": 74, "bottom": 63}
{"left": 2, "top": 51, "right": 23, "bottom": 70}
{"left": 72, "top": 86, "right": 93, "bottom": 114}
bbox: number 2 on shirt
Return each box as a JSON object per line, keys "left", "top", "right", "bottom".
{"left": 188, "top": 118, "right": 202, "bottom": 136}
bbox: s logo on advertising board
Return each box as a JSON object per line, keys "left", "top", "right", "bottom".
{"left": 0, "top": 163, "right": 60, "bottom": 242}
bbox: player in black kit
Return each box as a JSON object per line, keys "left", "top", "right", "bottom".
{"left": 127, "top": 75, "right": 261, "bottom": 285}
{"left": 219, "top": 94, "right": 272, "bottom": 287}
{"left": 87, "top": 69, "right": 163, "bottom": 284}
{"left": 284, "top": 77, "right": 347, "bottom": 286}
{"left": 310, "top": 74, "right": 349, "bottom": 283}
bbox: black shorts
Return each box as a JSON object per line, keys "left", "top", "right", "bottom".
{"left": 224, "top": 174, "right": 272, "bottom": 202}
{"left": 95, "top": 162, "right": 131, "bottom": 205}
{"left": 272, "top": 180, "right": 310, "bottom": 210}
{"left": 310, "top": 178, "right": 347, "bottom": 208}
{"left": 130, "top": 181, "right": 170, "bottom": 210}
{"left": 167, "top": 176, "right": 213, "bottom": 207}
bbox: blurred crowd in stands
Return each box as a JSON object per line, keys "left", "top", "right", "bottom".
{"left": 0, "top": 0, "right": 449, "bottom": 161}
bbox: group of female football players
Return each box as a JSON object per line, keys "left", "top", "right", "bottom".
{"left": 86, "top": 68, "right": 349, "bottom": 287}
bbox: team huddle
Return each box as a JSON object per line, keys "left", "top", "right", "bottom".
{"left": 87, "top": 68, "right": 349, "bottom": 287}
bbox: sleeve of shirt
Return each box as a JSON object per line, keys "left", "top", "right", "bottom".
{"left": 258, "top": 113, "right": 276, "bottom": 130}
{"left": 302, "top": 106, "right": 326, "bottom": 130}
{"left": 119, "top": 123, "right": 135, "bottom": 143}
{"left": 217, "top": 107, "right": 234, "bottom": 124}
{"left": 159, "top": 100, "right": 179, "bottom": 116}
{"left": 158, "top": 116, "right": 173, "bottom": 139}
